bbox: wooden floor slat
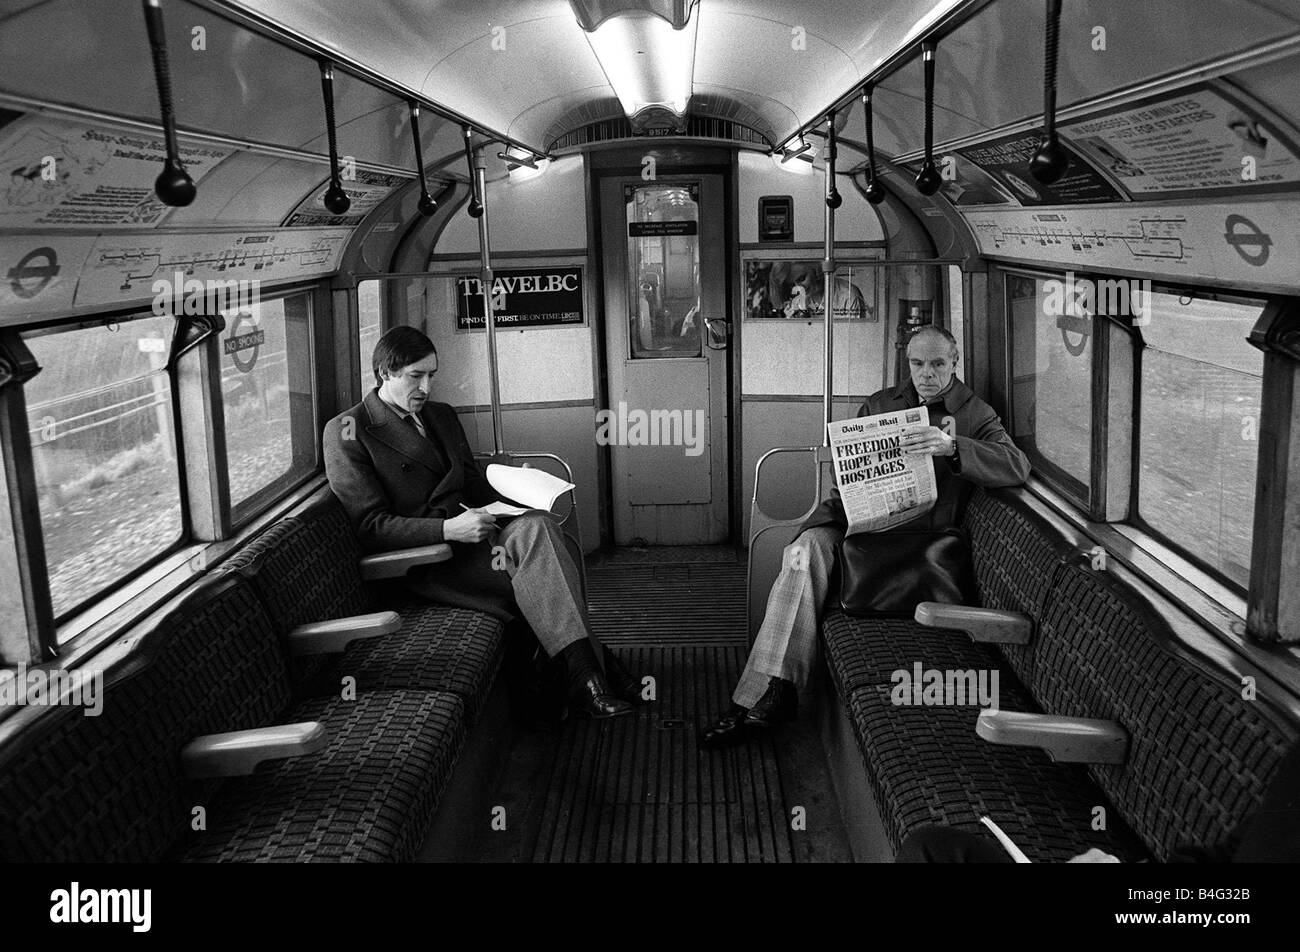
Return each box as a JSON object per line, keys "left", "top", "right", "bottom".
{"left": 531, "top": 555, "right": 799, "bottom": 863}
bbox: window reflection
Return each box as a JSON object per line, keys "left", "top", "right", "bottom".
{"left": 626, "top": 184, "right": 701, "bottom": 357}
{"left": 23, "top": 318, "right": 183, "bottom": 619}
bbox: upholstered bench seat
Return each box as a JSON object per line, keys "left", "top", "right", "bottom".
{"left": 183, "top": 690, "right": 465, "bottom": 863}
{"left": 843, "top": 682, "right": 1148, "bottom": 862}
{"left": 324, "top": 600, "right": 505, "bottom": 722}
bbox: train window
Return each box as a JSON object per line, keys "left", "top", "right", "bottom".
{"left": 947, "top": 265, "right": 965, "bottom": 357}
{"left": 219, "top": 292, "right": 317, "bottom": 522}
{"left": 1007, "top": 272, "right": 1093, "bottom": 502}
{"left": 22, "top": 317, "right": 183, "bottom": 619}
{"left": 1134, "top": 291, "right": 1265, "bottom": 589}
{"left": 357, "top": 281, "right": 382, "bottom": 385}
{"left": 626, "top": 184, "right": 701, "bottom": 358}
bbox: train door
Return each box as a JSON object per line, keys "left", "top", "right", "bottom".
{"left": 598, "top": 172, "right": 730, "bottom": 545}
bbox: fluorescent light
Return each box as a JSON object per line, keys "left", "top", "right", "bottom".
{"left": 773, "top": 151, "right": 814, "bottom": 175}
{"left": 508, "top": 157, "right": 549, "bottom": 182}
{"left": 581, "top": 10, "right": 697, "bottom": 118}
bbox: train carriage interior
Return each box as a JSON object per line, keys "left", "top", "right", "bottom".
{"left": 2, "top": 0, "right": 1300, "bottom": 871}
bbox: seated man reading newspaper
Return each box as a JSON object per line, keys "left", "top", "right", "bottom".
{"left": 699, "top": 325, "right": 1031, "bottom": 749}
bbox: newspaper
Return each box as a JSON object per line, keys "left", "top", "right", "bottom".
{"left": 827, "top": 406, "right": 938, "bottom": 535}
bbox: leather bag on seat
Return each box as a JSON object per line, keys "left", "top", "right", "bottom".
{"left": 838, "top": 528, "right": 976, "bottom": 616}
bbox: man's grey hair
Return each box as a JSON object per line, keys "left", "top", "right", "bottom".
{"left": 908, "top": 325, "right": 959, "bottom": 360}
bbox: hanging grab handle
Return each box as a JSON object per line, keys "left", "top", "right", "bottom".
{"left": 408, "top": 102, "right": 437, "bottom": 216}
{"left": 825, "top": 112, "right": 842, "bottom": 209}
{"left": 463, "top": 126, "right": 484, "bottom": 218}
{"left": 861, "top": 84, "right": 886, "bottom": 205}
{"left": 319, "top": 61, "right": 351, "bottom": 215}
{"left": 914, "top": 41, "right": 941, "bottom": 196}
{"left": 142, "top": 0, "right": 195, "bottom": 207}
{"left": 1029, "top": 0, "right": 1069, "bottom": 184}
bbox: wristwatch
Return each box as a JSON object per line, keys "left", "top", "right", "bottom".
{"left": 947, "top": 436, "right": 962, "bottom": 472}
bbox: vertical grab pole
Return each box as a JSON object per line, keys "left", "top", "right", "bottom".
{"left": 465, "top": 127, "right": 505, "bottom": 455}
{"left": 822, "top": 112, "right": 841, "bottom": 443}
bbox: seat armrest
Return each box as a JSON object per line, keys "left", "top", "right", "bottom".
{"left": 358, "top": 544, "right": 452, "bottom": 580}
{"left": 181, "top": 722, "right": 328, "bottom": 778}
{"left": 976, "top": 710, "right": 1128, "bottom": 764}
{"left": 914, "top": 602, "right": 1033, "bottom": 645}
{"left": 286, "top": 611, "right": 401, "bottom": 655}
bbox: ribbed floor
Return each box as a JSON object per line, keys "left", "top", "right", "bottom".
{"left": 586, "top": 562, "right": 748, "bottom": 645}
{"left": 530, "top": 551, "right": 801, "bottom": 863}
{"left": 530, "top": 644, "right": 797, "bottom": 863}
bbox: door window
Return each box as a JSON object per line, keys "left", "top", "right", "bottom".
{"left": 626, "top": 183, "right": 701, "bottom": 358}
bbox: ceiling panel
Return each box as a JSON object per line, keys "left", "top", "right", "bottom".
{"left": 4, "top": 0, "right": 1298, "bottom": 169}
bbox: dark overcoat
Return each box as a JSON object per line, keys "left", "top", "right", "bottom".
{"left": 799, "top": 377, "right": 1031, "bottom": 535}
{"left": 322, "top": 389, "right": 516, "bottom": 620}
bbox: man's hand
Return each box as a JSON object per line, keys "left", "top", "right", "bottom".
{"left": 443, "top": 508, "right": 498, "bottom": 543}
{"left": 1066, "top": 848, "right": 1120, "bottom": 863}
{"left": 901, "top": 424, "right": 955, "bottom": 457}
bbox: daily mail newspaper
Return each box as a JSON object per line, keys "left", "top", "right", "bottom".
{"left": 827, "top": 406, "right": 938, "bottom": 535}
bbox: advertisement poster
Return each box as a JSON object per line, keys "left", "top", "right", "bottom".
{"left": 894, "top": 155, "right": 1018, "bottom": 207}
{"left": 1060, "top": 83, "right": 1300, "bottom": 199}
{"left": 0, "top": 114, "right": 229, "bottom": 229}
{"left": 282, "top": 168, "right": 412, "bottom": 226}
{"left": 455, "top": 266, "right": 584, "bottom": 330}
{"left": 744, "top": 259, "right": 876, "bottom": 321}
{"left": 953, "top": 132, "right": 1124, "bottom": 205}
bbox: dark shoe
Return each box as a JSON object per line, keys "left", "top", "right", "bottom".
{"left": 698, "top": 703, "right": 752, "bottom": 749}
{"left": 571, "top": 672, "right": 634, "bottom": 719}
{"left": 560, "top": 640, "right": 633, "bottom": 719}
{"left": 602, "top": 644, "right": 644, "bottom": 705}
{"left": 744, "top": 677, "right": 797, "bottom": 728}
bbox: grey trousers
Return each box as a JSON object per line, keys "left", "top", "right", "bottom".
{"left": 733, "top": 526, "right": 842, "bottom": 707}
{"left": 494, "top": 512, "right": 601, "bottom": 659}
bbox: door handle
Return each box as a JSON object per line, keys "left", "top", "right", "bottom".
{"left": 705, "top": 318, "right": 729, "bottom": 350}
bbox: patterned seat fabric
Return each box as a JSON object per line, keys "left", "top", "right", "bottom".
{"left": 183, "top": 691, "right": 465, "bottom": 863}
{"left": 1033, "top": 564, "right": 1297, "bottom": 861}
{"left": 821, "top": 608, "right": 1149, "bottom": 860}
{"left": 323, "top": 600, "right": 505, "bottom": 723}
{"left": 0, "top": 574, "right": 288, "bottom": 862}
{"left": 218, "top": 496, "right": 372, "bottom": 692}
{"left": 845, "top": 687, "right": 1148, "bottom": 861}
{"left": 821, "top": 486, "right": 1299, "bottom": 863}
{"left": 961, "top": 488, "right": 1085, "bottom": 686}
{"left": 821, "top": 612, "right": 998, "bottom": 699}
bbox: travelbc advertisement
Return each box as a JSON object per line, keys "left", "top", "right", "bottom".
{"left": 454, "top": 266, "right": 584, "bottom": 329}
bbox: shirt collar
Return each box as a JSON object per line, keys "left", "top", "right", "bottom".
{"left": 892, "top": 377, "right": 971, "bottom": 414}
{"left": 376, "top": 389, "right": 416, "bottom": 421}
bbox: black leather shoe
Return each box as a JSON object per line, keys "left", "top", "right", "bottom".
{"left": 602, "top": 645, "right": 644, "bottom": 705}
{"left": 570, "top": 672, "right": 634, "bottom": 719}
{"left": 698, "top": 703, "right": 752, "bottom": 749}
{"left": 744, "top": 677, "right": 797, "bottom": 728}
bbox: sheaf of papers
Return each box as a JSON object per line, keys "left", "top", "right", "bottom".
{"left": 827, "top": 407, "right": 938, "bottom": 535}
{"left": 485, "top": 464, "right": 575, "bottom": 515}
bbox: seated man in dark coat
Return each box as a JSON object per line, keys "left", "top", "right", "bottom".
{"left": 323, "top": 326, "right": 632, "bottom": 719}
{"left": 700, "top": 325, "right": 1031, "bottom": 748}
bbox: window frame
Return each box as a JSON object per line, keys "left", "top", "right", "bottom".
{"left": 219, "top": 287, "right": 322, "bottom": 530}
{"left": 7, "top": 281, "right": 329, "bottom": 655}
{"left": 1002, "top": 266, "right": 1095, "bottom": 510}
{"left": 17, "top": 310, "right": 191, "bottom": 631}
{"left": 1124, "top": 283, "right": 1269, "bottom": 595}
